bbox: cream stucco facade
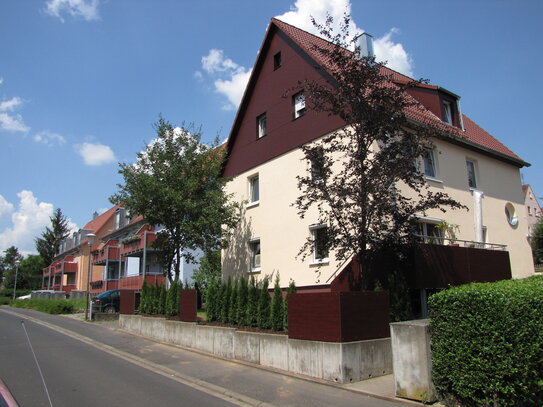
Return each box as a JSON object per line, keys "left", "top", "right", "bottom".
{"left": 222, "top": 134, "right": 535, "bottom": 287}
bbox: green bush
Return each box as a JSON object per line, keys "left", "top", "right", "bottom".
{"left": 10, "top": 299, "right": 75, "bottom": 314}
{"left": 236, "top": 276, "right": 248, "bottom": 325}
{"left": 0, "top": 296, "right": 12, "bottom": 305}
{"left": 429, "top": 276, "right": 543, "bottom": 406}
{"left": 257, "top": 278, "right": 270, "bottom": 329}
{"left": 246, "top": 276, "right": 258, "bottom": 327}
{"left": 228, "top": 279, "right": 239, "bottom": 324}
{"left": 270, "top": 274, "right": 283, "bottom": 331}
{"left": 165, "top": 281, "right": 180, "bottom": 316}
{"left": 282, "top": 280, "right": 297, "bottom": 331}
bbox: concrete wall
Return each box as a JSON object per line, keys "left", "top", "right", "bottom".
{"left": 390, "top": 319, "right": 435, "bottom": 403}
{"left": 119, "top": 315, "right": 391, "bottom": 383}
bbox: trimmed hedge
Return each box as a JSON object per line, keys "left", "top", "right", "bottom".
{"left": 429, "top": 276, "right": 543, "bottom": 406}
{"left": 10, "top": 299, "right": 76, "bottom": 314}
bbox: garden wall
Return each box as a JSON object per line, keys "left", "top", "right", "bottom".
{"left": 119, "top": 314, "right": 392, "bottom": 383}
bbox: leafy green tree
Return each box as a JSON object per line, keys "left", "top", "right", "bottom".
{"left": 17, "top": 255, "right": 46, "bottom": 290}
{"left": 257, "top": 278, "right": 270, "bottom": 329}
{"left": 111, "top": 117, "right": 240, "bottom": 283}
{"left": 206, "top": 279, "right": 219, "bottom": 321}
{"left": 531, "top": 217, "right": 543, "bottom": 264}
{"left": 294, "top": 16, "right": 464, "bottom": 288}
{"left": 35, "top": 208, "right": 70, "bottom": 266}
{"left": 219, "top": 277, "right": 232, "bottom": 323}
{"left": 192, "top": 250, "right": 221, "bottom": 303}
{"left": 0, "top": 246, "right": 24, "bottom": 289}
{"left": 270, "top": 274, "right": 283, "bottom": 331}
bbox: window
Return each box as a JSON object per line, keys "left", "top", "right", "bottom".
{"left": 257, "top": 113, "right": 267, "bottom": 139}
{"left": 422, "top": 148, "right": 437, "bottom": 178}
{"left": 248, "top": 175, "right": 259, "bottom": 204}
{"left": 273, "top": 52, "right": 281, "bottom": 70}
{"left": 417, "top": 221, "right": 444, "bottom": 244}
{"left": 310, "top": 147, "right": 325, "bottom": 182}
{"left": 293, "top": 91, "right": 306, "bottom": 119}
{"left": 443, "top": 101, "right": 453, "bottom": 124}
{"left": 311, "top": 225, "right": 329, "bottom": 263}
{"left": 249, "top": 239, "right": 261, "bottom": 271}
{"left": 466, "top": 160, "right": 477, "bottom": 189}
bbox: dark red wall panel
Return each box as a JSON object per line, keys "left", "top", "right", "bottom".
{"left": 120, "top": 290, "right": 136, "bottom": 315}
{"left": 179, "top": 289, "right": 197, "bottom": 322}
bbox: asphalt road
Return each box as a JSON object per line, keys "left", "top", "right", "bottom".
{"left": 0, "top": 310, "right": 235, "bottom": 407}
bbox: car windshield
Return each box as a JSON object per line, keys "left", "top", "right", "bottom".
{"left": 96, "top": 290, "right": 116, "bottom": 299}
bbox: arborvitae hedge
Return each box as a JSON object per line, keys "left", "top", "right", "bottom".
{"left": 283, "top": 280, "right": 297, "bottom": 331}
{"left": 205, "top": 276, "right": 296, "bottom": 331}
{"left": 270, "top": 274, "right": 283, "bottom": 331}
{"left": 139, "top": 281, "right": 180, "bottom": 316}
{"left": 429, "top": 276, "right": 543, "bottom": 407}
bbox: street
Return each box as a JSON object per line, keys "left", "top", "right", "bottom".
{"left": 0, "top": 310, "right": 235, "bottom": 407}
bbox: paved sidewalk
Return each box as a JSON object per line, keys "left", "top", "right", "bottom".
{"left": 1, "top": 306, "right": 421, "bottom": 406}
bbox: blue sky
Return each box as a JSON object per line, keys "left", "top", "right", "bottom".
{"left": 0, "top": 0, "right": 541, "bottom": 255}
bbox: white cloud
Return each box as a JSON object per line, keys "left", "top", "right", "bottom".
{"left": 199, "top": 49, "right": 252, "bottom": 110}
{"left": 0, "top": 191, "right": 53, "bottom": 255}
{"left": 0, "top": 78, "right": 4, "bottom": 85}
{"left": 75, "top": 142, "right": 116, "bottom": 166}
{"left": 45, "top": 0, "right": 100, "bottom": 22}
{"left": 0, "top": 93, "right": 30, "bottom": 133}
{"left": 276, "top": 0, "right": 414, "bottom": 76}
{"left": 33, "top": 130, "right": 66, "bottom": 146}
{"left": 0, "top": 195, "right": 14, "bottom": 220}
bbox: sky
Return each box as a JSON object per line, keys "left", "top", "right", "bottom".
{"left": 0, "top": 0, "right": 542, "bottom": 255}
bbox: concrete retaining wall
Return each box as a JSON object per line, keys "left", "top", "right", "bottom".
{"left": 119, "top": 315, "right": 392, "bottom": 383}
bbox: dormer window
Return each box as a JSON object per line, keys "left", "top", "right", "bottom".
{"left": 273, "top": 52, "right": 281, "bottom": 70}
{"left": 443, "top": 100, "right": 453, "bottom": 125}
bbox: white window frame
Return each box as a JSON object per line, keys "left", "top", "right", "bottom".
{"left": 248, "top": 239, "right": 261, "bottom": 272}
{"left": 293, "top": 91, "right": 306, "bottom": 119}
{"left": 443, "top": 100, "right": 453, "bottom": 124}
{"left": 248, "top": 174, "right": 259, "bottom": 207}
{"left": 310, "top": 224, "right": 329, "bottom": 264}
{"left": 416, "top": 217, "right": 444, "bottom": 244}
{"left": 257, "top": 113, "right": 266, "bottom": 139}
{"left": 422, "top": 147, "right": 437, "bottom": 179}
{"left": 466, "top": 159, "right": 478, "bottom": 189}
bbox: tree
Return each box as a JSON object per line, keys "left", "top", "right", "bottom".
{"left": 269, "top": 274, "right": 283, "bottom": 331}
{"left": 111, "top": 117, "right": 239, "bottom": 283}
{"left": 35, "top": 208, "right": 70, "bottom": 266}
{"left": 531, "top": 217, "right": 543, "bottom": 264}
{"left": 294, "top": 16, "right": 465, "bottom": 288}
{"left": 0, "top": 246, "right": 24, "bottom": 289}
{"left": 192, "top": 250, "right": 221, "bottom": 303}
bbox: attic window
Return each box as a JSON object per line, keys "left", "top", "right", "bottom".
{"left": 273, "top": 52, "right": 281, "bottom": 70}
{"left": 257, "top": 113, "right": 267, "bottom": 139}
{"left": 293, "top": 91, "right": 306, "bottom": 119}
{"left": 443, "top": 101, "right": 453, "bottom": 125}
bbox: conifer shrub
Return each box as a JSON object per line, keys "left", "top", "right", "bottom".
{"left": 246, "top": 276, "right": 258, "bottom": 327}
{"left": 257, "top": 278, "right": 270, "bottom": 329}
{"left": 219, "top": 278, "right": 231, "bottom": 323}
{"left": 206, "top": 279, "right": 218, "bottom": 322}
{"left": 282, "top": 280, "right": 297, "bottom": 331}
{"left": 429, "top": 276, "right": 543, "bottom": 407}
{"left": 270, "top": 274, "right": 283, "bottom": 331}
{"left": 229, "top": 278, "right": 239, "bottom": 324}
{"left": 165, "top": 280, "right": 180, "bottom": 316}
{"left": 139, "top": 280, "right": 148, "bottom": 314}
{"left": 236, "top": 276, "right": 248, "bottom": 325}
{"left": 158, "top": 284, "right": 167, "bottom": 315}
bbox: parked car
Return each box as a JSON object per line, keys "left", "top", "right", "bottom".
{"left": 92, "top": 289, "right": 121, "bottom": 313}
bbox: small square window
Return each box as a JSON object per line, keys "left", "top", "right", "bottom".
{"left": 466, "top": 160, "right": 477, "bottom": 189}
{"left": 257, "top": 113, "right": 267, "bottom": 139}
{"left": 293, "top": 91, "right": 306, "bottom": 119}
{"left": 249, "top": 239, "right": 261, "bottom": 271}
{"left": 312, "top": 226, "right": 329, "bottom": 262}
{"left": 443, "top": 101, "right": 453, "bottom": 125}
{"left": 249, "top": 175, "right": 259, "bottom": 203}
{"left": 273, "top": 52, "right": 281, "bottom": 70}
{"left": 422, "top": 148, "right": 436, "bottom": 178}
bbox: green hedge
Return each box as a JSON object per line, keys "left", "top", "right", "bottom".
{"left": 10, "top": 299, "right": 76, "bottom": 314}
{"left": 428, "top": 276, "right": 543, "bottom": 406}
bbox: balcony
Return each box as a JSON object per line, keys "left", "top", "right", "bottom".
{"left": 92, "top": 243, "right": 121, "bottom": 265}
{"left": 120, "top": 233, "right": 157, "bottom": 257}
{"left": 118, "top": 274, "right": 165, "bottom": 290}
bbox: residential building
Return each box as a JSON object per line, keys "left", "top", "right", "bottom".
{"left": 522, "top": 184, "right": 542, "bottom": 238}
{"left": 221, "top": 18, "right": 534, "bottom": 300}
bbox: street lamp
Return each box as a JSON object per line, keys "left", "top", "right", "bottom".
{"left": 85, "top": 233, "right": 96, "bottom": 320}
{"left": 12, "top": 259, "right": 20, "bottom": 300}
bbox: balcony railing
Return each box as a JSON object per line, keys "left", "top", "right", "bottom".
{"left": 118, "top": 274, "right": 165, "bottom": 290}
{"left": 92, "top": 246, "right": 121, "bottom": 264}
{"left": 120, "top": 233, "right": 157, "bottom": 256}
{"left": 413, "top": 235, "right": 507, "bottom": 251}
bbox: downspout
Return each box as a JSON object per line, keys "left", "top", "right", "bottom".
{"left": 61, "top": 261, "right": 64, "bottom": 293}
{"left": 105, "top": 249, "right": 109, "bottom": 292}
{"left": 473, "top": 190, "right": 484, "bottom": 242}
{"left": 118, "top": 244, "right": 121, "bottom": 289}
{"left": 48, "top": 265, "right": 51, "bottom": 289}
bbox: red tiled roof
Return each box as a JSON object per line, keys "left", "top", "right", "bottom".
{"left": 82, "top": 205, "right": 119, "bottom": 234}
{"left": 270, "top": 18, "right": 526, "bottom": 166}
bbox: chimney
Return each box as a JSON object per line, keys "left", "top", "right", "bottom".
{"left": 358, "top": 32, "right": 374, "bottom": 58}
{"left": 92, "top": 211, "right": 99, "bottom": 220}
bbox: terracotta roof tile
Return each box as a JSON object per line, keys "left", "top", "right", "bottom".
{"left": 271, "top": 18, "right": 525, "bottom": 165}
{"left": 82, "top": 205, "right": 119, "bottom": 233}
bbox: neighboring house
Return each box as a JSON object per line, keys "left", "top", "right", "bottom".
{"left": 221, "top": 18, "right": 534, "bottom": 304}
{"left": 42, "top": 206, "right": 119, "bottom": 295}
{"left": 522, "top": 184, "right": 542, "bottom": 238}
